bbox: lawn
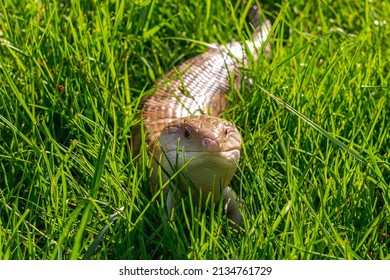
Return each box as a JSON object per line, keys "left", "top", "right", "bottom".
{"left": 0, "top": 0, "right": 389, "bottom": 260}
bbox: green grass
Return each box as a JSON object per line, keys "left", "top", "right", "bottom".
{"left": 0, "top": 0, "right": 389, "bottom": 260}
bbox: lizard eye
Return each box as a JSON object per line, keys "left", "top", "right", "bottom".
{"left": 183, "top": 127, "right": 191, "bottom": 139}
{"left": 224, "top": 128, "right": 229, "bottom": 139}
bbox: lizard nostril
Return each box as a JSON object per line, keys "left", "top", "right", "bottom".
{"left": 203, "top": 138, "right": 210, "bottom": 147}
{"left": 202, "top": 138, "right": 220, "bottom": 151}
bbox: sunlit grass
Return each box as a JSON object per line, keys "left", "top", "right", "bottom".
{"left": 0, "top": 0, "right": 389, "bottom": 259}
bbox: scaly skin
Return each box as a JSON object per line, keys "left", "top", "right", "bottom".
{"left": 151, "top": 115, "right": 242, "bottom": 227}
{"left": 134, "top": 20, "right": 271, "bottom": 228}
